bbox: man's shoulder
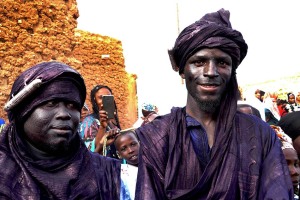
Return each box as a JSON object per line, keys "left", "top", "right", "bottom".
{"left": 236, "top": 112, "right": 275, "bottom": 141}
{"left": 236, "top": 112, "right": 268, "bottom": 127}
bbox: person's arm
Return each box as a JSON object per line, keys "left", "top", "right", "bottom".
{"left": 94, "top": 128, "right": 119, "bottom": 155}
{"left": 94, "top": 108, "right": 120, "bottom": 154}
{"left": 135, "top": 151, "right": 166, "bottom": 200}
{"left": 134, "top": 128, "right": 167, "bottom": 200}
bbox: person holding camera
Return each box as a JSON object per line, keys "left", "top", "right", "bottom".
{"left": 80, "top": 84, "right": 121, "bottom": 159}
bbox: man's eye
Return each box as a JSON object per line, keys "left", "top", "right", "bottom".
{"left": 67, "top": 102, "right": 76, "bottom": 108}
{"left": 191, "top": 60, "right": 205, "bottom": 67}
{"left": 45, "top": 101, "right": 57, "bottom": 107}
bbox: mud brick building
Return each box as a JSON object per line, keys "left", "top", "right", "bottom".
{"left": 0, "top": 0, "right": 138, "bottom": 129}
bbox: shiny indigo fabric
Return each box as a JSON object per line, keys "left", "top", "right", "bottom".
{"left": 135, "top": 107, "right": 293, "bottom": 199}
{"left": 0, "top": 124, "right": 121, "bottom": 199}
{"left": 0, "top": 61, "right": 121, "bottom": 199}
{"left": 7, "top": 61, "right": 86, "bottom": 122}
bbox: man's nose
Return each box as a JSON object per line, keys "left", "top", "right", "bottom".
{"left": 204, "top": 60, "right": 219, "bottom": 77}
{"left": 56, "top": 103, "right": 71, "bottom": 119}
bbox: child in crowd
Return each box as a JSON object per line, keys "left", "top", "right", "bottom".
{"left": 114, "top": 128, "right": 140, "bottom": 200}
{"left": 271, "top": 125, "right": 300, "bottom": 199}
{"left": 286, "top": 92, "right": 300, "bottom": 113}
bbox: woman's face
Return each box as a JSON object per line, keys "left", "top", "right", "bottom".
{"left": 288, "top": 94, "right": 295, "bottom": 104}
{"left": 94, "top": 88, "right": 112, "bottom": 109}
{"left": 283, "top": 148, "right": 300, "bottom": 190}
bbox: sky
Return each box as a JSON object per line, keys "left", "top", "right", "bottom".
{"left": 76, "top": 0, "right": 300, "bottom": 115}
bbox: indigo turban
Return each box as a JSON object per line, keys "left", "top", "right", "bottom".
{"left": 168, "top": 8, "right": 248, "bottom": 74}
{"left": 278, "top": 111, "right": 300, "bottom": 141}
{"left": 6, "top": 61, "right": 86, "bottom": 122}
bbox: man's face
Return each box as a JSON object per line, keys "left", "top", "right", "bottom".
{"left": 23, "top": 100, "right": 80, "bottom": 155}
{"left": 181, "top": 48, "right": 232, "bottom": 112}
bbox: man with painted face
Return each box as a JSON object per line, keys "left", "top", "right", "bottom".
{"left": 135, "top": 9, "right": 293, "bottom": 199}
{"left": 0, "top": 61, "right": 121, "bottom": 199}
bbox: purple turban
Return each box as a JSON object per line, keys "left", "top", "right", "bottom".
{"left": 6, "top": 61, "right": 86, "bottom": 122}
{"left": 168, "top": 8, "right": 248, "bottom": 74}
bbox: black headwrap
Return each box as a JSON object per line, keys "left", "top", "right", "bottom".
{"left": 6, "top": 61, "right": 86, "bottom": 122}
{"left": 278, "top": 111, "right": 300, "bottom": 141}
{"left": 168, "top": 8, "right": 248, "bottom": 74}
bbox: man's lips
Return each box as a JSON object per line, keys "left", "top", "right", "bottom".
{"left": 199, "top": 83, "right": 220, "bottom": 92}
{"left": 51, "top": 125, "right": 72, "bottom": 135}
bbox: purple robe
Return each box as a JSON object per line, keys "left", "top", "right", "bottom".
{"left": 0, "top": 123, "right": 121, "bottom": 199}
{"left": 135, "top": 107, "right": 293, "bottom": 199}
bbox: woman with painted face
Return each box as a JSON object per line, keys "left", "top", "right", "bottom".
{"left": 0, "top": 61, "right": 121, "bottom": 199}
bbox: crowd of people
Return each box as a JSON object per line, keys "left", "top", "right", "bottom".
{"left": 0, "top": 8, "right": 299, "bottom": 200}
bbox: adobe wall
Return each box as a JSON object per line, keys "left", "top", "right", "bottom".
{"left": 0, "top": 0, "right": 138, "bottom": 129}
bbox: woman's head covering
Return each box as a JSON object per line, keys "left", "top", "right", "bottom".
{"left": 270, "top": 125, "right": 295, "bottom": 150}
{"left": 278, "top": 111, "right": 300, "bottom": 141}
{"left": 168, "top": 8, "right": 248, "bottom": 74}
{"left": 6, "top": 61, "right": 86, "bottom": 122}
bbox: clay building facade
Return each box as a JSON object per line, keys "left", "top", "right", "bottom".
{"left": 0, "top": 0, "right": 138, "bottom": 129}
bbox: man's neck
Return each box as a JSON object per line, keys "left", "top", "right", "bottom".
{"left": 186, "top": 106, "right": 217, "bottom": 148}
{"left": 24, "top": 139, "right": 56, "bottom": 160}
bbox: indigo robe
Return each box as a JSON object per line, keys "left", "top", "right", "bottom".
{"left": 0, "top": 123, "right": 121, "bottom": 200}
{"left": 135, "top": 107, "right": 293, "bottom": 200}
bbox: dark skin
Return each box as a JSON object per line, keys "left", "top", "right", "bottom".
{"left": 283, "top": 148, "right": 300, "bottom": 192}
{"left": 93, "top": 88, "right": 119, "bottom": 154}
{"left": 288, "top": 94, "right": 296, "bottom": 104}
{"left": 114, "top": 132, "right": 140, "bottom": 166}
{"left": 180, "top": 48, "right": 232, "bottom": 147}
{"left": 23, "top": 100, "right": 80, "bottom": 158}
